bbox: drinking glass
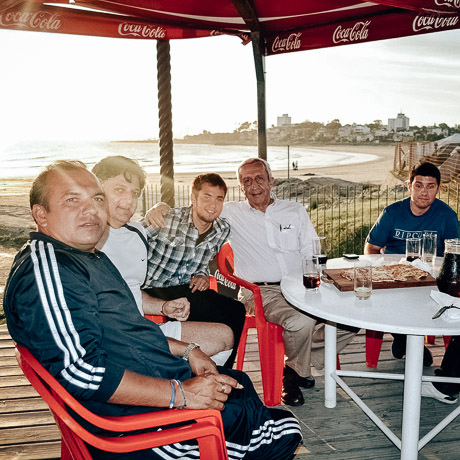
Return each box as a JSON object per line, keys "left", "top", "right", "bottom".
{"left": 354, "top": 262, "right": 372, "bottom": 300}
{"left": 303, "top": 257, "right": 321, "bottom": 292}
{"left": 406, "top": 237, "right": 421, "bottom": 262}
{"left": 422, "top": 233, "right": 437, "bottom": 265}
{"left": 313, "top": 236, "right": 327, "bottom": 273}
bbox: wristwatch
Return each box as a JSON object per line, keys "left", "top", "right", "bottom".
{"left": 182, "top": 342, "right": 200, "bottom": 361}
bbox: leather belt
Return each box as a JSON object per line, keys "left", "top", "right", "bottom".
{"left": 254, "top": 282, "right": 280, "bottom": 286}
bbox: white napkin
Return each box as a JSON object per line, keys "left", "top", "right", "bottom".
{"left": 430, "top": 290, "right": 460, "bottom": 322}
{"left": 398, "top": 257, "right": 435, "bottom": 276}
{"left": 411, "top": 258, "right": 431, "bottom": 271}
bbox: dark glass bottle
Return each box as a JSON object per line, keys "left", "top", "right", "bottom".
{"left": 436, "top": 239, "right": 460, "bottom": 298}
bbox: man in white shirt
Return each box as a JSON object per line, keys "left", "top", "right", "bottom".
{"left": 221, "top": 158, "right": 357, "bottom": 406}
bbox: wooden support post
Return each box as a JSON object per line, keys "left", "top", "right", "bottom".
{"left": 251, "top": 31, "right": 267, "bottom": 160}
{"left": 156, "top": 39, "right": 175, "bottom": 207}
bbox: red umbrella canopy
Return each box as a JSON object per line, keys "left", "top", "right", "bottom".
{"left": 0, "top": 0, "right": 458, "bottom": 54}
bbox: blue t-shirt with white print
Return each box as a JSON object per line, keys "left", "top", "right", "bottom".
{"left": 366, "top": 197, "right": 459, "bottom": 255}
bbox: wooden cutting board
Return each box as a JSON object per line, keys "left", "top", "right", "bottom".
{"left": 323, "top": 268, "right": 437, "bottom": 292}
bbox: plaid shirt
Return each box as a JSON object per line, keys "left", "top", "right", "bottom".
{"left": 142, "top": 206, "right": 230, "bottom": 288}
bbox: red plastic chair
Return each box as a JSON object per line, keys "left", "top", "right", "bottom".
{"left": 15, "top": 345, "right": 228, "bottom": 460}
{"left": 216, "top": 242, "right": 285, "bottom": 407}
{"left": 426, "top": 335, "right": 451, "bottom": 348}
{"left": 365, "top": 331, "right": 451, "bottom": 367}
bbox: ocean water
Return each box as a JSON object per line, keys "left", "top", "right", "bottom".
{"left": 0, "top": 140, "right": 378, "bottom": 179}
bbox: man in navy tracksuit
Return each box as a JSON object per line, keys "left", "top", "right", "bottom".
{"left": 3, "top": 160, "right": 301, "bottom": 460}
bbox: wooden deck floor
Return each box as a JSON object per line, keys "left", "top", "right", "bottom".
{"left": 1, "top": 322, "right": 460, "bottom": 459}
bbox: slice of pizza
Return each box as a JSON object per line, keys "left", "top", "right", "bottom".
{"left": 338, "top": 264, "right": 430, "bottom": 283}
{"left": 370, "top": 266, "right": 394, "bottom": 282}
{"left": 339, "top": 269, "right": 353, "bottom": 281}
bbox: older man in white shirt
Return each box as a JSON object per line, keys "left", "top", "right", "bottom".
{"left": 221, "top": 158, "right": 357, "bottom": 406}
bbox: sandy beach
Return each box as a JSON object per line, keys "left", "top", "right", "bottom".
{"left": 150, "top": 143, "right": 396, "bottom": 188}
{"left": 0, "top": 142, "right": 397, "bottom": 311}
{"left": 0, "top": 142, "right": 397, "bottom": 235}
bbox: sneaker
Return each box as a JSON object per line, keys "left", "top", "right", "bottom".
{"left": 421, "top": 382, "right": 458, "bottom": 405}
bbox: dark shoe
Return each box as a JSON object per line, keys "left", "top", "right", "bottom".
{"left": 423, "top": 346, "right": 433, "bottom": 367}
{"left": 392, "top": 336, "right": 406, "bottom": 359}
{"left": 298, "top": 375, "right": 315, "bottom": 389}
{"left": 282, "top": 366, "right": 305, "bottom": 406}
{"left": 282, "top": 383, "right": 304, "bottom": 406}
{"left": 283, "top": 365, "right": 315, "bottom": 388}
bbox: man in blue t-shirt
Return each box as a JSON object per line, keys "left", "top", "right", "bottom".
{"left": 364, "top": 162, "right": 459, "bottom": 377}
{"left": 365, "top": 166, "right": 458, "bottom": 256}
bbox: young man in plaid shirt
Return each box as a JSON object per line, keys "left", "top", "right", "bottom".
{"left": 142, "top": 173, "right": 246, "bottom": 368}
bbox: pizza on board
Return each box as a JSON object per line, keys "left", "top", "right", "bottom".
{"left": 339, "top": 264, "right": 430, "bottom": 283}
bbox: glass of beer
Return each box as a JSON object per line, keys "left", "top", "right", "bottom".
{"left": 422, "top": 233, "right": 437, "bottom": 265}
{"left": 406, "top": 237, "right": 421, "bottom": 262}
{"left": 354, "top": 262, "right": 372, "bottom": 300}
{"left": 303, "top": 257, "right": 321, "bottom": 291}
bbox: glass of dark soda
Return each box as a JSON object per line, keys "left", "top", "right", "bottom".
{"left": 303, "top": 257, "right": 321, "bottom": 291}
{"left": 406, "top": 237, "right": 421, "bottom": 262}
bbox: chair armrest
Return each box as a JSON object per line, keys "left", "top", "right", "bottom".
{"left": 209, "top": 275, "right": 218, "bottom": 292}
{"left": 219, "top": 268, "right": 259, "bottom": 294}
{"left": 216, "top": 247, "right": 258, "bottom": 293}
{"left": 144, "top": 314, "right": 167, "bottom": 324}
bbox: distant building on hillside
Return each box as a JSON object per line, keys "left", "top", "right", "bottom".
{"left": 428, "top": 126, "right": 449, "bottom": 137}
{"left": 388, "top": 112, "right": 410, "bottom": 132}
{"left": 337, "top": 123, "right": 373, "bottom": 142}
{"left": 277, "top": 113, "right": 292, "bottom": 127}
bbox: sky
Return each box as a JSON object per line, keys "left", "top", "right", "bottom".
{"left": 0, "top": 27, "right": 459, "bottom": 146}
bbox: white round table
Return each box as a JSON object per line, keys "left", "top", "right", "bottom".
{"left": 281, "top": 255, "right": 460, "bottom": 460}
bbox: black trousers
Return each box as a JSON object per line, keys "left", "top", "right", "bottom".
{"left": 143, "top": 285, "right": 246, "bottom": 368}
{"left": 434, "top": 335, "right": 460, "bottom": 395}
{"left": 88, "top": 369, "right": 301, "bottom": 460}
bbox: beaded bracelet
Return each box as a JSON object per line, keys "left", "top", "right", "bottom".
{"left": 174, "top": 379, "right": 187, "bottom": 409}
{"left": 168, "top": 380, "right": 176, "bottom": 409}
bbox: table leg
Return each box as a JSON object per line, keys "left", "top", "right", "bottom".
{"left": 400, "top": 334, "right": 424, "bottom": 460}
{"left": 324, "top": 322, "right": 337, "bottom": 408}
